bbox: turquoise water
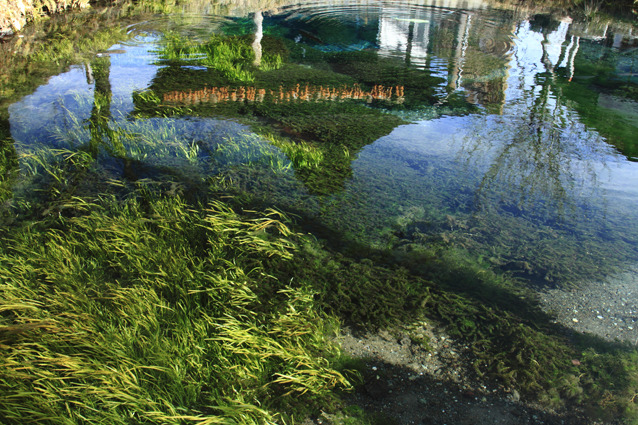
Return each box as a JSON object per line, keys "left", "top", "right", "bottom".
{"left": 4, "top": 2, "right": 638, "bottom": 323}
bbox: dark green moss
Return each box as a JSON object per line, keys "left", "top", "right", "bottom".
{"left": 254, "top": 101, "right": 405, "bottom": 148}
{"left": 324, "top": 51, "right": 445, "bottom": 109}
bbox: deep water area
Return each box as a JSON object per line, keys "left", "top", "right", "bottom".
{"left": 1, "top": 1, "right": 638, "bottom": 424}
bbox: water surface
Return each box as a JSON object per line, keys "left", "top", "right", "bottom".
{"left": 4, "top": 0, "right": 638, "bottom": 341}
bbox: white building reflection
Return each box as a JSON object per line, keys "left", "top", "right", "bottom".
{"left": 373, "top": 3, "right": 635, "bottom": 113}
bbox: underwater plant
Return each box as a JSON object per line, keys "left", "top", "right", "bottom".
{"left": 162, "top": 83, "right": 405, "bottom": 105}
{"left": 0, "top": 193, "right": 351, "bottom": 424}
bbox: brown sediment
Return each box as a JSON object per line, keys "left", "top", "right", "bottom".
{"left": 162, "top": 84, "right": 406, "bottom": 106}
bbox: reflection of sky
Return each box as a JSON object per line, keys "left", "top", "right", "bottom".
{"left": 508, "top": 22, "right": 554, "bottom": 104}
{"left": 502, "top": 20, "right": 638, "bottom": 212}
{"left": 108, "top": 35, "right": 162, "bottom": 113}
{"left": 9, "top": 35, "right": 161, "bottom": 147}
{"left": 9, "top": 67, "right": 92, "bottom": 146}
{"left": 7, "top": 6, "right": 638, "bottom": 244}
{"left": 378, "top": 14, "right": 433, "bottom": 69}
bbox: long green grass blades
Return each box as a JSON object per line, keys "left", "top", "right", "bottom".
{"left": 0, "top": 195, "right": 349, "bottom": 424}
{"left": 155, "top": 33, "right": 258, "bottom": 83}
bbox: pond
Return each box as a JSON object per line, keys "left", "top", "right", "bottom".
{"left": 1, "top": 0, "right": 638, "bottom": 422}
{"left": 7, "top": 0, "right": 638, "bottom": 335}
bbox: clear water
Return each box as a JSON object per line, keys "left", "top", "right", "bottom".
{"left": 4, "top": 0, "right": 638, "bottom": 339}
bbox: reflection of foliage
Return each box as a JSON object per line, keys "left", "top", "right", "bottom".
{"left": 0, "top": 0, "right": 90, "bottom": 33}
{"left": 0, "top": 128, "right": 18, "bottom": 205}
{"left": 0, "top": 15, "right": 129, "bottom": 106}
{"left": 455, "top": 100, "right": 630, "bottom": 284}
{"left": 561, "top": 79, "right": 638, "bottom": 161}
{"left": 529, "top": 14, "right": 561, "bottom": 34}
{"left": 87, "top": 55, "right": 126, "bottom": 158}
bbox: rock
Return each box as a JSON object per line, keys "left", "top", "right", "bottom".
{"left": 508, "top": 389, "right": 521, "bottom": 402}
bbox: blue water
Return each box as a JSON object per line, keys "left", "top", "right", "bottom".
{"left": 5, "top": 1, "right": 638, "bottom": 337}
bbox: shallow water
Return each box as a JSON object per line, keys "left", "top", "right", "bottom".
{"left": 3, "top": 1, "right": 638, "bottom": 340}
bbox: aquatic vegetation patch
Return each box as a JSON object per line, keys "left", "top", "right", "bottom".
{"left": 0, "top": 194, "right": 351, "bottom": 424}
{"left": 254, "top": 101, "right": 405, "bottom": 149}
{"left": 274, "top": 237, "right": 638, "bottom": 421}
{"left": 0, "top": 131, "right": 18, "bottom": 205}
{"left": 263, "top": 132, "right": 324, "bottom": 171}
{"left": 324, "top": 51, "right": 445, "bottom": 109}
{"left": 155, "top": 33, "right": 286, "bottom": 84}
{"left": 162, "top": 83, "right": 405, "bottom": 106}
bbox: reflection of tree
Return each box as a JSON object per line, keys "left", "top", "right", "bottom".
{"left": 0, "top": 116, "right": 18, "bottom": 205}
{"left": 470, "top": 17, "right": 605, "bottom": 219}
{"left": 441, "top": 16, "right": 629, "bottom": 285}
{"left": 252, "top": 11, "right": 263, "bottom": 66}
{"left": 86, "top": 55, "right": 126, "bottom": 158}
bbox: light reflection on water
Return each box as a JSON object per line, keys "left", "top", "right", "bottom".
{"left": 5, "top": 0, "right": 638, "bottom": 339}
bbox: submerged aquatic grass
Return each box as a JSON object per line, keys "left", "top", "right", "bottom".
{"left": 263, "top": 133, "right": 324, "bottom": 171}
{"left": 3, "top": 8, "right": 638, "bottom": 424}
{"left": 0, "top": 193, "right": 350, "bottom": 424}
{"left": 274, "top": 235, "right": 638, "bottom": 421}
{"left": 155, "top": 33, "right": 284, "bottom": 84}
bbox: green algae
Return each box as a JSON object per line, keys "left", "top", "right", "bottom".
{"left": 0, "top": 117, "right": 18, "bottom": 206}
{"left": 200, "top": 155, "right": 638, "bottom": 421}
{"left": 276, "top": 235, "right": 638, "bottom": 420}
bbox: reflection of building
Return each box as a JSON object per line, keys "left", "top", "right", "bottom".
{"left": 375, "top": 4, "right": 637, "bottom": 114}
{"left": 376, "top": 4, "right": 513, "bottom": 113}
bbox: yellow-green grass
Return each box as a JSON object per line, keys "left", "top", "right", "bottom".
{"left": 0, "top": 194, "right": 350, "bottom": 424}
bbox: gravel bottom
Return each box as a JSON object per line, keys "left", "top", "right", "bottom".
{"left": 304, "top": 324, "right": 607, "bottom": 425}
{"left": 539, "top": 265, "right": 638, "bottom": 345}
{"left": 302, "top": 268, "right": 638, "bottom": 425}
